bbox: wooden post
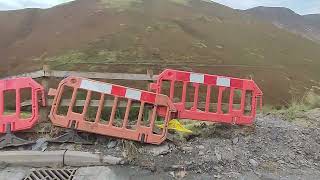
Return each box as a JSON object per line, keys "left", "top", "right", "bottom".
{"left": 245, "top": 91, "right": 252, "bottom": 114}
{"left": 40, "top": 65, "right": 50, "bottom": 123}
{"left": 147, "top": 68, "right": 154, "bottom": 90}
{"left": 147, "top": 69, "right": 154, "bottom": 80}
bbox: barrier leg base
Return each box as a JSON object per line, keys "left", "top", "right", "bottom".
{"left": 49, "top": 129, "right": 92, "bottom": 145}
{"left": 0, "top": 124, "right": 34, "bottom": 149}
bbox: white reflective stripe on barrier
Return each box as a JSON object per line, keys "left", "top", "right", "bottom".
{"left": 80, "top": 80, "right": 112, "bottom": 94}
{"left": 190, "top": 73, "right": 204, "bottom": 83}
{"left": 216, "top": 77, "right": 231, "bottom": 87}
{"left": 125, "top": 89, "right": 142, "bottom": 100}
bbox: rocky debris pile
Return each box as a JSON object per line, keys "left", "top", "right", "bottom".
{"left": 134, "top": 114, "right": 320, "bottom": 179}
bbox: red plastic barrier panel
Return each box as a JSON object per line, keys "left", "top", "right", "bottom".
{"left": 0, "top": 78, "right": 45, "bottom": 133}
{"left": 149, "top": 69, "right": 263, "bottom": 125}
{"left": 49, "top": 77, "right": 176, "bottom": 145}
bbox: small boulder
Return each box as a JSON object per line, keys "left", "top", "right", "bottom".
{"left": 249, "top": 159, "right": 259, "bottom": 168}
{"left": 145, "top": 143, "right": 171, "bottom": 156}
{"left": 32, "top": 138, "right": 48, "bottom": 151}
{"left": 107, "top": 141, "right": 117, "bottom": 149}
{"left": 199, "top": 151, "right": 205, "bottom": 156}
{"left": 181, "top": 146, "right": 193, "bottom": 153}
{"left": 232, "top": 137, "right": 239, "bottom": 144}
{"left": 215, "top": 149, "right": 222, "bottom": 161}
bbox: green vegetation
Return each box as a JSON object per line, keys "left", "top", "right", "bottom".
{"left": 99, "top": 0, "right": 142, "bottom": 9}
{"left": 122, "top": 140, "right": 139, "bottom": 161}
{"left": 168, "top": 119, "right": 254, "bottom": 142}
{"left": 44, "top": 50, "right": 86, "bottom": 69}
{"left": 44, "top": 50, "right": 122, "bottom": 70}
{"left": 271, "top": 90, "right": 320, "bottom": 124}
{"left": 169, "top": 0, "right": 190, "bottom": 6}
{"left": 3, "top": 110, "right": 32, "bottom": 119}
{"left": 304, "top": 90, "right": 320, "bottom": 109}
{"left": 163, "top": 119, "right": 211, "bottom": 141}
{"left": 99, "top": 0, "right": 190, "bottom": 9}
{"left": 280, "top": 102, "right": 308, "bottom": 122}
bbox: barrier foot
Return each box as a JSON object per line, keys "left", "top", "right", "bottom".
{"left": 0, "top": 124, "right": 34, "bottom": 149}
{"left": 49, "top": 129, "right": 92, "bottom": 145}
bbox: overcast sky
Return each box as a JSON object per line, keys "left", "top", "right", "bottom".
{"left": 0, "top": 0, "right": 74, "bottom": 10}
{"left": 0, "top": 0, "right": 319, "bottom": 15}
{"left": 212, "top": 0, "right": 320, "bottom": 15}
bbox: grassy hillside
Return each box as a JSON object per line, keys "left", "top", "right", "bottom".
{"left": 0, "top": 0, "right": 320, "bottom": 105}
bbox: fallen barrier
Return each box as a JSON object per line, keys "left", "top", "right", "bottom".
{"left": 48, "top": 76, "right": 176, "bottom": 145}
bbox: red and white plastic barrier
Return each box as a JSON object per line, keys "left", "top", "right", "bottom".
{"left": 150, "top": 69, "right": 263, "bottom": 125}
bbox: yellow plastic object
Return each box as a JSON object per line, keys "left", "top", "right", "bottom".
{"left": 157, "top": 119, "right": 192, "bottom": 133}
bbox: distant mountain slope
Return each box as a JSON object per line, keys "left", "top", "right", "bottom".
{"left": 0, "top": 0, "right": 320, "bottom": 105}
{"left": 304, "top": 14, "right": 320, "bottom": 29}
{"left": 244, "top": 6, "right": 320, "bottom": 43}
{"left": 304, "top": 14, "right": 320, "bottom": 21}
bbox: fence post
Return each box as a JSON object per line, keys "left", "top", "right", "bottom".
{"left": 40, "top": 65, "right": 50, "bottom": 123}
{"left": 147, "top": 68, "right": 154, "bottom": 90}
{"left": 147, "top": 69, "right": 154, "bottom": 80}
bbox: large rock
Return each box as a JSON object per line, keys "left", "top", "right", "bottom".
{"left": 31, "top": 138, "right": 48, "bottom": 151}
{"left": 143, "top": 143, "right": 171, "bottom": 156}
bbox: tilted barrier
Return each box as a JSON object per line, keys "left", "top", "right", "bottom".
{"left": 48, "top": 77, "right": 176, "bottom": 145}
{"left": 0, "top": 78, "right": 45, "bottom": 148}
{"left": 149, "top": 69, "right": 263, "bottom": 125}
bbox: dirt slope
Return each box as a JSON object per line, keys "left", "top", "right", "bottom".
{"left": 0, "top": 0, "right": 320, "bottom": 105}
